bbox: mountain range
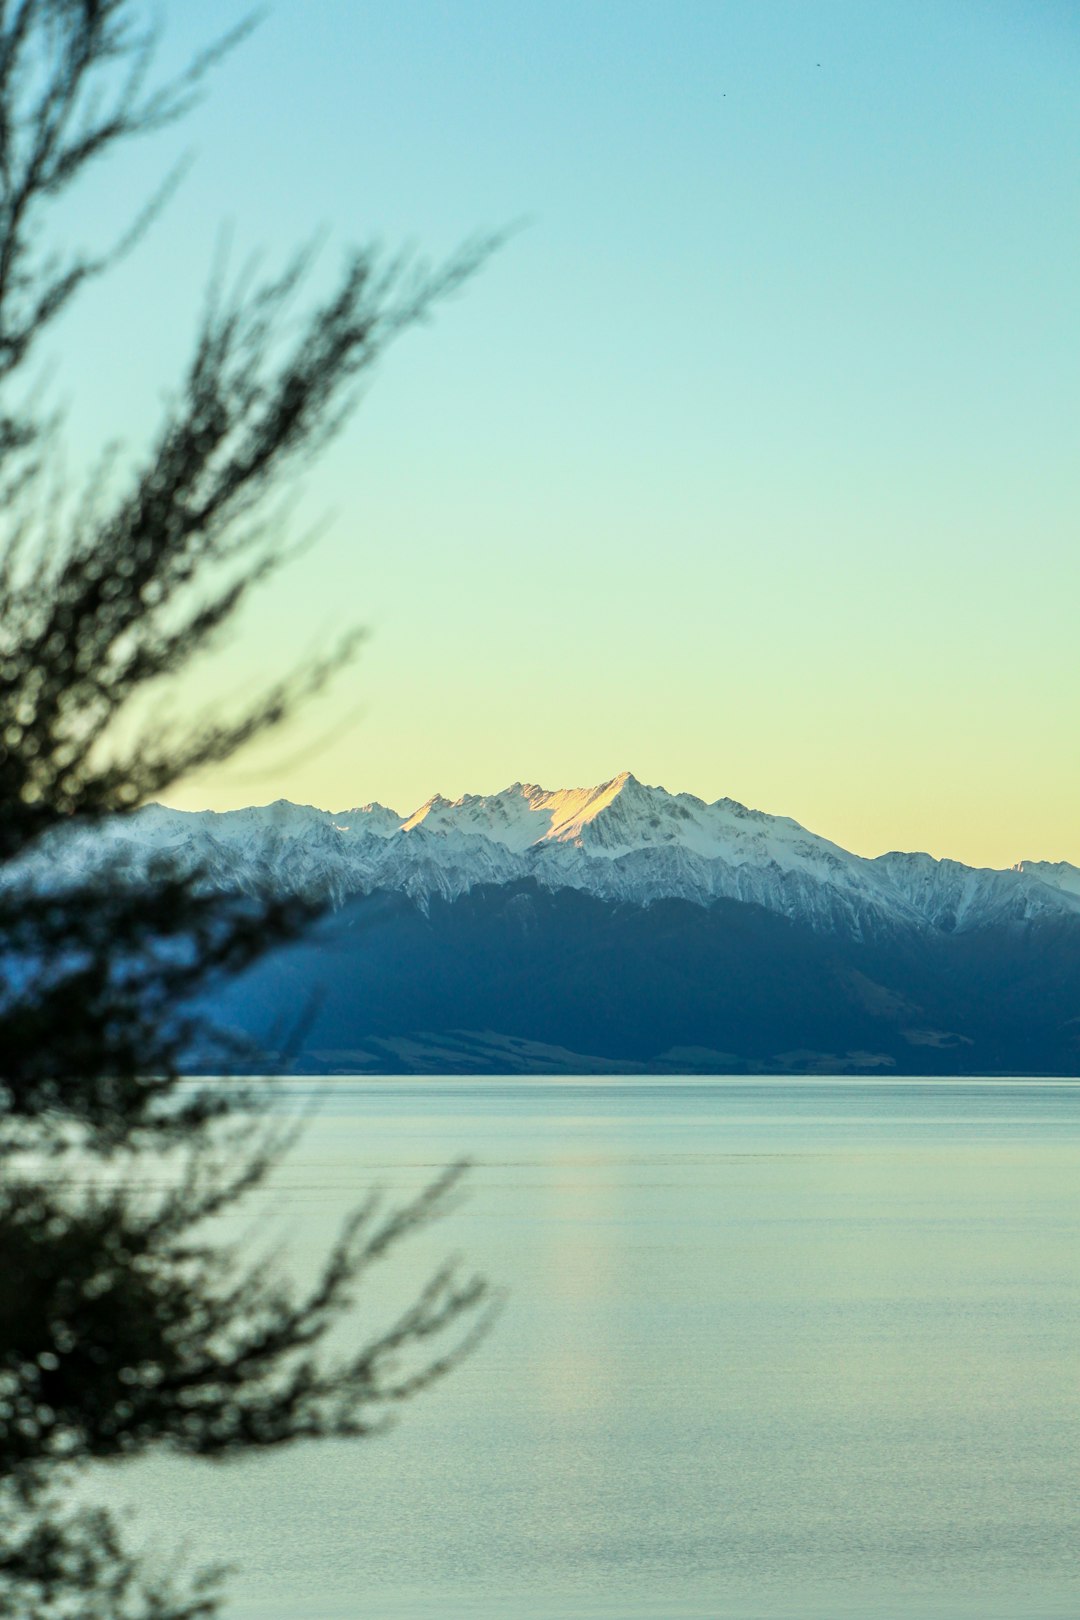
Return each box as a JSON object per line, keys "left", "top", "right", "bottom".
{"left": 23, "top": 772, "right": 1080, "bottom": 1075}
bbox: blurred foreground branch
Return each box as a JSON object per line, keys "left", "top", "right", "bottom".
{"left": 0, "top": 4, "right": 498, "bottom": 1613}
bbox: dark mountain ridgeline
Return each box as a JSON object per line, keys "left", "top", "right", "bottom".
{"left": 18, "top": 775, "right": 1078, "bottom": 1076}
{"left": 198, "top": 881, "right": 1080, "bottom": 1076}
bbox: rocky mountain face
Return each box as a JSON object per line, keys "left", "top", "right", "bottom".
{"left": 24, "top": 770, "right": 1080, "bottom": 939}
{"left": 16, "top": 772, "right": 1080, "bottom": 1075}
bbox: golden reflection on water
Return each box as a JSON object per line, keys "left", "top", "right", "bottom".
{"left": 96, "top": 1081, "right": 1080, "bottom": 1620}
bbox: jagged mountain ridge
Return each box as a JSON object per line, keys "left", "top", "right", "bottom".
{"left": 28, "top": 770, "right": 1080, "bottom": 940}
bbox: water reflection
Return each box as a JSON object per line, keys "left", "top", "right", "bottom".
{"left": 102, "top": 1080, "right": 1080, "bottom": 1620}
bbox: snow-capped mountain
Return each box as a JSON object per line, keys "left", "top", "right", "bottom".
{"left": 21, "top": 770, "right": 1080, "bottom": 940}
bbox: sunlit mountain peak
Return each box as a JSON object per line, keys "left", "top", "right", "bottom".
{"left": 17, "top": 772, "right": 1080, "bottom": 937}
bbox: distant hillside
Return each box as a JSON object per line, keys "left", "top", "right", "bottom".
{"left": 18, "top": 773, "right": 1080, "bottom": 1075}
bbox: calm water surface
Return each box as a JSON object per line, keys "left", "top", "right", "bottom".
{"left": 109, "top": 1079, "right": 1080, "bottom": 1618}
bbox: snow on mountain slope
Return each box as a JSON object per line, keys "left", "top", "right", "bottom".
{"left": 13, "top": 772, "right": 1080, "bottom": 938}
{"left": 399, "top": 772, "right": 872, "bottom": 876}
{"left": 1014, "top": 860, "right": 1080, "bottom": 901}
{"left": 870, "top": 850, "right": 1077, "bottom": 932}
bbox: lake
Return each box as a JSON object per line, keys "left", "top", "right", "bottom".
{"left": 106, "top": 1079, "right": 1080, "bottom": 1618}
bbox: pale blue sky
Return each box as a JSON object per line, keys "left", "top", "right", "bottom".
{"left": 52, "top": 1, "right": 1079, "bottom": 865}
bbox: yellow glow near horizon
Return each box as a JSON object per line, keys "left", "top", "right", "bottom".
{"left": 97, "top": 3, "right": 1077, "bottom": 875}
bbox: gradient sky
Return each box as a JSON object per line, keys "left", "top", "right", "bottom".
{"left": 50, "top": 1, "right": 1078, "bottom": 867}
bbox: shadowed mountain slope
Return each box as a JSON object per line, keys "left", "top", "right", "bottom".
{"left": 18, "top": 773, "right": 1080, "bottom": 1075}
{"left": 199, "top": 882, "right": 1080, "bottom": 1077}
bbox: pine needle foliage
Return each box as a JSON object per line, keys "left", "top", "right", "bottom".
{"left": 0, "top": 5, "right": 497, "bottom": 1613}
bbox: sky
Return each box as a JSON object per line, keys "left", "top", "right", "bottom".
{"left": 48, "top": 1, "right": 1078, "bottom": 868}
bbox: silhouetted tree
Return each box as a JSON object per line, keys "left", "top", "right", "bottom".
{"left": 0, "top": 4, "right": 495, "bottom": 1613}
